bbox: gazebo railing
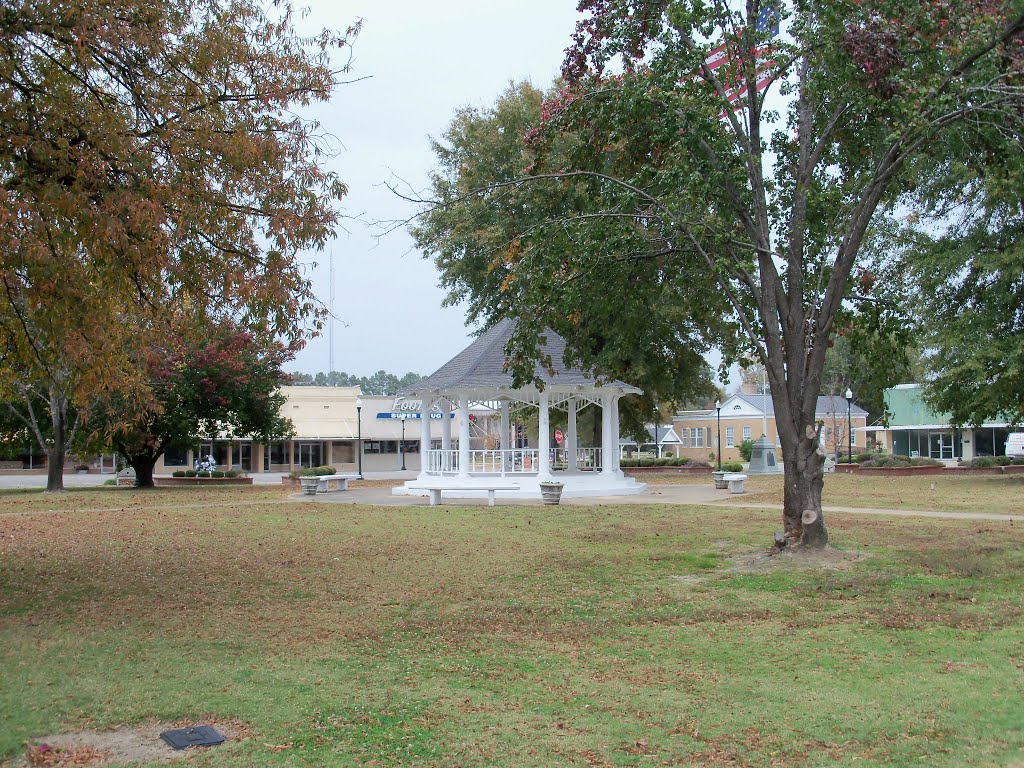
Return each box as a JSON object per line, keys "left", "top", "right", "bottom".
{"left": 425, "top": 448, "right": 604, "bottom": 475}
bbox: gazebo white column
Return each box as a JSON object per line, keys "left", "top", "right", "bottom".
{"left": 500, "top": 399, "right": 510, "bottom": 474}
{"left": 602, "top": 394, "right": 614, "bottom": 476}
{"left": 611, "top": 395, "right": 623, "bottom": 476}
{"left": 418, "top": 397, "right": 433, "bottom": 478}
{"left": 458, "top": 395, "right": 471, "bottom": 478}
{"left": 441, "top": 397, "right": 452, "bottom": 450}
{"left": 538, "top": 391, "right": 552, "bottom": 479}
{"left": 567, "top": 397, "right": 578, "bottom": 472}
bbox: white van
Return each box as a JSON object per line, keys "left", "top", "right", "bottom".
{"left": 1007, "top": 433, "right": 1024, "bottom": 458}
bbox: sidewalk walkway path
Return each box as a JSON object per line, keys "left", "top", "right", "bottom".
{"left": 295, "top": 484, "right": 1024, "bottom": 522}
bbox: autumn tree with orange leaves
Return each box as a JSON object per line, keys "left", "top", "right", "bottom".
{"left": 0, "top": 0, "right": 357, "bottom": 490}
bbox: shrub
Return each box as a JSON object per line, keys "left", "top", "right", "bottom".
{"left": 102, "top": 478, "right": 117, "bottom": 486}
{"left": 172, "top": 470, "right": 186, "bottom": 477}
{"left": 184, "top": 469, "right": 197, "bottom": 477}
{"left": 211, "top": 470, "right": 225, "bottom": 478}
{"left": 855, "top": 451, "right": 880, "bottom": 463}
{"left": 225, "top": 470, "right": 238, "bottom": 478}
{"left": 969, "top": 456, "right": 998, "bottom": 467}
{"left": 197, "top": 470, "right": 211, "bottom": 478}
{"left": 722, "top": 461, "right": 744, "bottom": 472}
{"left": 739, "top": 439, "right": 754, "bottom": 462}
{"left": 315, "top": 465, "right": 337, "bottom": 476}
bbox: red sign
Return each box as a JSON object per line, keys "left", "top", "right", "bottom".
{"left": 555, "top": 429, "right": 564, "bottom": 445}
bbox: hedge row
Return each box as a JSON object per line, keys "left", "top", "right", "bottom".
{"left": 967, "top": 456, "right": 1024, "bottom": 467}
{"left": 288, "top": 465, "right": 337, "bottom": 479}
{"left": 619, "top": 457, "right": 712, "bottom": 468}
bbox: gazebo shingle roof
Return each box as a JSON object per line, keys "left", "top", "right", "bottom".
{"left": 406, "top": 318, "right": 639, "bottom": 395}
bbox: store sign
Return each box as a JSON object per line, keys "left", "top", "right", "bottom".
{"left": 376, "top": 397, "right": 451, "bottom": 420}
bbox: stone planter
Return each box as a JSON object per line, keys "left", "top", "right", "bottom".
{"left": 300, "top": 477, "right": 320, "bottom": 495}
{"left": 712, "top": 470, "right": 728, "bottom": 489}
{"left": 539, "top": 481, "right": 564, "bottom": 505}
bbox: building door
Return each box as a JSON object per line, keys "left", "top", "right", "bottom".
{"left": 238, "top": 443, "right": 252, "bottom": 471}
{"left": 297, "top": 442, "right": 322, "bottom": 468}
{"left": 928, "top": 432, "right": 953, "bottom": 460}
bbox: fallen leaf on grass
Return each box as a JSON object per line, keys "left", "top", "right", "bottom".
{"left": 263, "top": 742, "right": 293, "bottom": 753}
{"left": 26, "top": 743, "right": 108, "bottom": 766}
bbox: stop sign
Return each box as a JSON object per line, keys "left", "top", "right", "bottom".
{"left": 555, "top": 429, "right": 564, "bottom": 445}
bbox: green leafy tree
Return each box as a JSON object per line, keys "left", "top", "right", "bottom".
{"left": 413, "top": 2, "right": 1024, "bottom": 549}
{"left": 411, "top": 81, "right": 720, "bottom": 434}
{"left": 88, "top": 323, "right": 295, "bottom": 488}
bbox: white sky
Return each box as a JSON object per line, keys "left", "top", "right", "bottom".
{"left": 289, "top": 1, "right": 583, "bottom": 378}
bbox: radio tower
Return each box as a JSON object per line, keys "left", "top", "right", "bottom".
{"left": 328, "top": 248, "right": 335, "bottom": 376}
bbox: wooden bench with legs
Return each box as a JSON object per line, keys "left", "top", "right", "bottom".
{"left": 406, "top": 482, "right": 519, "bottom": 507}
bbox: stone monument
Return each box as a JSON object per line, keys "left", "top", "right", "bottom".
{"left": 747, "top": 435, "right": 782, "bottom": 474}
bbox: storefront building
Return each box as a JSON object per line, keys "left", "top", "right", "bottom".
{"left": 867, "top": 384, "right": 1021, "bottom": 461}
{"left": 153, "top": 387, "right": 466, "bottom": 474}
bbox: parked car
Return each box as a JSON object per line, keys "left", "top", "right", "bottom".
{"left": 1006, "top": 433, "right": 1024, "bottom": 458}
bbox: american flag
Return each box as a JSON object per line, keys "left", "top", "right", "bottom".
{"left": 700, "top": 3, "right": 780, "bottom": 109}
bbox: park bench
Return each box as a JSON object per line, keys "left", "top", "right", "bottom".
{"left": 406, "top": 482, "right": 519, "bottom": 507}
{"left": 723, "top": 473, "right": 748, "bottom": 494}
{"left": 317, "top": 475, "right": 360, "bottom": 493}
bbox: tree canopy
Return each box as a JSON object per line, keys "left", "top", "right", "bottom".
{"left": 0, "top": 0, "right": 357, "bottom": 488}
{"left": 87, "top": 321, "right": 295, "bottom": 488}
{"left": 413, "top": 1, "right": 1024, "bottom": 548}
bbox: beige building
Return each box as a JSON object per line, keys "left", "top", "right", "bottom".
{"left": 674, "top": 393, "right": 868, "bottom": 464}
{"left": 154, "top": 387, "right": 464, "bottom": 474}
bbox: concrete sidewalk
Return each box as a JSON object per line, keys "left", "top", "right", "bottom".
{"left": 293, "top": 483, "right": 1024, "bottom": 522}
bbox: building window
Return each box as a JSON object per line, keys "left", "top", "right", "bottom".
{"left": 743, "top": 426, "right": 752, "bottom": 442}
{"left": 163, "top": 444, "right": 189, "bottom": 467}
{"left": 689, "top": 428, "right": 704, "bottom": 448}
{"left": 364, "top": 440, "right": 398, "bottom": 454}
{"left": 331, "top": 441, "right": 354, "bottom": 463}
{"left": 265, "top": 441, "right": 289, "bottom": 469}
{"left": 297, "top": 442, "right": 322, "bottom": 468}
{"left": 726, "top": 427, "right": 735, "bottom": 448}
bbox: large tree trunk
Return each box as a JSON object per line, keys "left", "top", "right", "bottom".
{"left": 44, "top": 389, "right": 67, "bottom": 493}
{"left": 779, "top": 429, "right": 828, "bottom": 549}
{"left": 131, "top": 456, "right": 157, "bottom": 489}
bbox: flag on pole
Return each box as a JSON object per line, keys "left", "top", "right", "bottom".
{"left": 695, "top": 2, "right": 781, "bottom": 111}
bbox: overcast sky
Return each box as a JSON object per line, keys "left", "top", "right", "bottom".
{"left": 289, "top": 1, "right": 582, "bottom": 378}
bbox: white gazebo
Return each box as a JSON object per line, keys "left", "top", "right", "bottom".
{"left": 392, "top": 319, "right": 646, "bottom": 500}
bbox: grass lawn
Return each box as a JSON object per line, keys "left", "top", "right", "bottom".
{"left": 1, "top": 484, "right": 1022, "bottom": 767}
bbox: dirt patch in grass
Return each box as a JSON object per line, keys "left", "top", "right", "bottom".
{"left": 728, "top": 545, "right": 871, "bottom": 574}
{"left": 13, "top": 719, "right": 252, "bottom": 767}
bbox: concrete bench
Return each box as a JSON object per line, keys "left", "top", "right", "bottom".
{"left": 723, "top": 473, "right": 748, "bottom": 494}
{"left": 317, "top": 475, "right": 360, "bottom": 493}
{"left": 407, "top": 483, "right": 519, "bottom": 507}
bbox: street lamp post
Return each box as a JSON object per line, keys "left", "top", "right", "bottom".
{"left": 356, "top": 397, "right": 363, "bottom": 478}
{"left": 716, "top": 400, "right": 722, "bottom": 471}
{"left": 400, "top": 416, "right": 406, "bottom": 471}
{"left": 845, "top": 388, "right": 853, "bottom": 464}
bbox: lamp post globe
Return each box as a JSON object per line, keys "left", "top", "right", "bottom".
{"left": 715, "top": 400, "right": 722, "bottom": 471}
{"left": 355, "top": 397, "right": 363, "bottom": 479}
{"left": 844, "top": 388, "right": 853, "bottom": 465}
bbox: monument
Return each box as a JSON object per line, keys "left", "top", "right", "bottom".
{"left": 747, "top": 435, "right": 782, "bottom": 474}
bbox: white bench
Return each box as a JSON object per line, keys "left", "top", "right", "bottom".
{"left": 317, "top": 475, "right": 360, "bottom": 493}
{"left": 723, "top": 473, "right": 748, "bottom": 494}
{"left": 407, "top": 483, "right": 519, "bottom": 507}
